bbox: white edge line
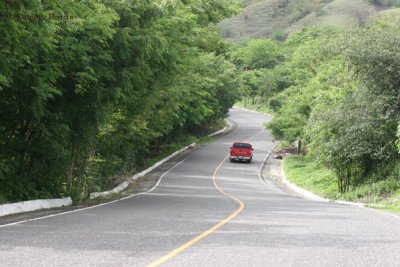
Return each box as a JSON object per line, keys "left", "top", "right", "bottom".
{"left": 258, "top": 145, "right": 284, "bottom": 195}
{"left": 146, "top": 158, "right": 188, "bottom": 194}
{"left": 0, "top": 121, "right": 232, "bottom": 227}
{"left": 0, "top": 143, "right": 197, "bottom": 220}
{"left": 91, "top": 118, "right": 234, "bottom": 199}
{"left": 0, "top": 156, "right": 190, "bottom": 229}
{"left": 89, "top": 143, "right": 196, "bottom": 199}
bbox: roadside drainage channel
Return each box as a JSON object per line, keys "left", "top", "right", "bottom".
{"left": 262, "top": 147, "right": 366, "bottom": 207}
{"left": 89, "top": 119, "right": 234, "bottom": 199}
{"left": 0, "top": 120, "right": 233, "bottom": 218}
{"left": 89, "top": 142, "right": 197, "bottom": 199}
{"left": 276, "top": 154, "right": 366, "bottom": 207}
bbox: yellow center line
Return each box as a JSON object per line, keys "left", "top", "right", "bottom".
{"left": 147, "top": 154, "right": 244, "bottom": 267}
{"left": 147, "top": 129, "right": 264, "bottom": 267}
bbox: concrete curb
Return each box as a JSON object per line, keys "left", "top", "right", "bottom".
{"left": 280, "top": 160, "right": 365, "bottom": 207}
{"left": 90, "top": 143, "right": 196, "bottom": 199}
{"left": 0, "top": 197, "right": 72, "bottom": 218}
{"left": 280, "top": 167, "right": 329, "bottom": 202}
{"left": 90, "top": 119, "right": 233, "bottom": 199}
{"left": 208, "top": 126, "right": 227, "bottom": 137}
{"left": 209, "top": 119, "right": 235, "bottom": 137}
{"left": 0, "top": 120, "right": 232, "bottom": 217}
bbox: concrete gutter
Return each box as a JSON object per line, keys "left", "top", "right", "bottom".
{"left": 279, "top": 159, "right": 365, "bottom": 207}
{"left": 280, "top": 168, "right": 330, "bottom": 202}
{"left": 89, "top": 143, "right": 196, "bottom": 199}
{"left": 0, "top": 120, "right": 232, "bottom": 217}
{"left": 0, "top": 197, "right": 72, "bottom": 218}
{"left": 208, "top": 126, "right": 227, "bottom": 137}
{"left": 90, "top": 119, "right": 233, "bottom": 199}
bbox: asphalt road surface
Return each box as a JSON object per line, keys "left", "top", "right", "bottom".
{"left": 1, "top": 108, "right": 399, "bottom": 267}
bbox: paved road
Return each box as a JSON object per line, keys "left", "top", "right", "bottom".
{"left": 0, "top": 108, "right": 399, "bottom": 267}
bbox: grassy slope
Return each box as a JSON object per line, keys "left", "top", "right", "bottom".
{"left": 284, "top": 155, "right": 400, "bottom": 214}
{"left": 283, "top": 155, "right": 338, "bottom": 199}
{"left": 218, "top": 0, "right": 396, "bottom": 41}
{"left": 218, "top": 0, "right": 284, "bottom": 41}
{"left": 286, "top": 0, "right": 377, "bottom": 34}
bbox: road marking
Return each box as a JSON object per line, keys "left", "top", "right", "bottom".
{"left": 146, "top": 154, "right": 244, "bottom": 267}
{"left": 0, "top": 156, "right": 190, "bottom": 229}
{"left": 146, "top": 129, "right": 267, "bottom": 267}
{"left": 147, "top": 129, "right": 276, "bottom": 267}
{"left": 0, "top": 124, "right": 257, "bottom": 229}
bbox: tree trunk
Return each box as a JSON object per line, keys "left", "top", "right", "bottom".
{"left": 76, "top": 146, "right": 94, "bottom": 190}
{"left": 67, "top": 140, "right": 77, "bottom": 192}
{"left": 296, "top": 139, "right": 301, "bottom": 155}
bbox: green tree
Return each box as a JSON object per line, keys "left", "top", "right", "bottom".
{"left": 307, "top": 88, "right": 397, "bottom": 192}
{"left": 0, "top": 0, "right": 241, "bottom": 203}
{"left": 230, "top": 38, "right": 283, "bottom": 70}
{"left": 0, "top": 0, "right": 67, "bottom": 201}
{"left": 266, "top": 26, "right": 342, "bottom": 146}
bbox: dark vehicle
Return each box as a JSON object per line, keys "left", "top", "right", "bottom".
{"left": 229, "top": 142, "right": 253, "bottom": 163}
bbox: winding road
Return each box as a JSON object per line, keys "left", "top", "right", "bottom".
{"left": 1, "top": 108, "right": 399, "bottom": 266}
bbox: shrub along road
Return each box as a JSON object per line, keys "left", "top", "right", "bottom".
{"left": 0, "top": 109, "right": 399, "bottom": 266}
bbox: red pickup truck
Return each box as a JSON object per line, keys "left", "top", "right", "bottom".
{"left": 229, "top": 142, "right": 253, "bottom": 163}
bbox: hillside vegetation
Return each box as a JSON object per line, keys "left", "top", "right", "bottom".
{"left": 218, "top": 0, "right": 400, "bottom": 41}
{"left": 227, "top": 5, "right": 400, "bottom": 206}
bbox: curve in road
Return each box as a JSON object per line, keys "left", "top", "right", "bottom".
{"left": 0, "top": 108, "right": 399, "bottom": 267}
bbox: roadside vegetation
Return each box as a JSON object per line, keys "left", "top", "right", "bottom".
{"left": 284, "top": 155, "right": 400, "bottom": 213}
{"left": 0, "top": 0, "right": 240, "bottom": 204}
{"left": 283, "top": 155, "right": 337, "bottom": 199}
{"left": 226, "top": 1, "right": 400, "bottom": 211}
{"left": 3, "top": 0, "right": 400, "bottom": 210}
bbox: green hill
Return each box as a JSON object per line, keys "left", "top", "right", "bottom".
{"left": 218, "top": 0, "right": 400, "bottom": 41}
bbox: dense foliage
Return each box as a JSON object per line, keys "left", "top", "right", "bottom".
{"left": 231, "top": 12, "right": 400, "bottom": 192}
{"left": 0, "top": 0, "right": 240, "bottom": 203}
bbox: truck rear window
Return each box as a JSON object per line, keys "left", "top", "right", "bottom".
{"left": 233, "top": 143, "right": 252, "bottom": 148}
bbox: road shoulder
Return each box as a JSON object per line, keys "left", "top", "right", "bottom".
{"left": 0, "top": 121, "right": 236, "bottom": 226}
